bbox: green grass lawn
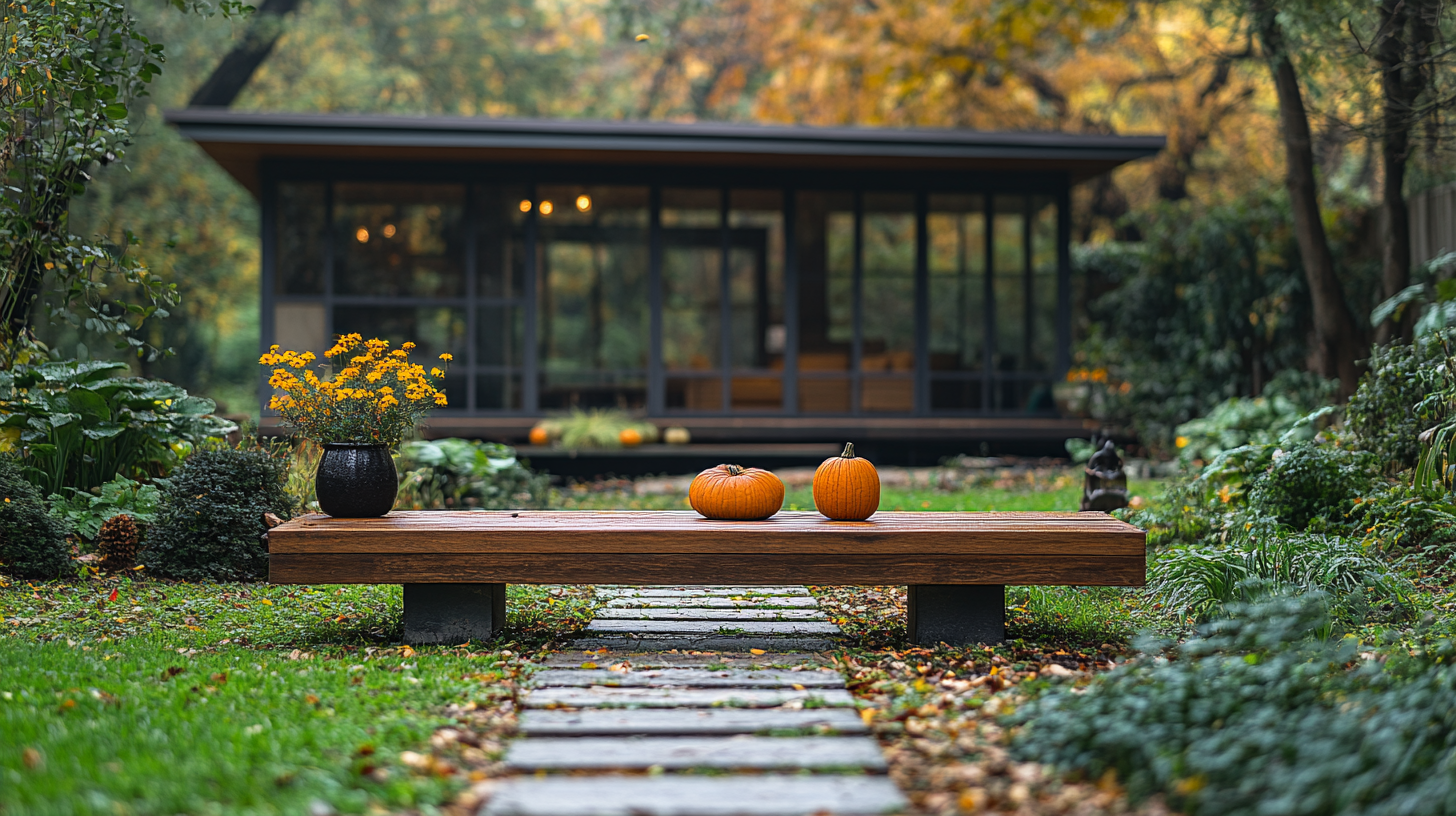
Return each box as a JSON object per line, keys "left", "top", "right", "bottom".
{"left": 0, "top": 580, "right": 595, "bottom": 815}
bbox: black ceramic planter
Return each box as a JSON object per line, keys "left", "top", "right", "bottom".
{"left": 316, "top": 443, "right": 397, "bottom": 518}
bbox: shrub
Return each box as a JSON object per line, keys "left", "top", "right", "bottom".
{"left": 1346, "top": 330, "right": 1452, "bottom": 472}
{"left": 1349, "top": 481, "right": 1456, "bottom": 570}
{"left": 395, "top": 439, "right": 550, "bottom": 510}
{"left": 1247, "top": 443, "right": 1374, "bottom": 530}
{"left": 0, "top": 455, "right": 71, "bottom": 578}
{"left": 142, "top": 449, "right": 294, "bottom": 581}
{"left": 1010, "top": 593, "right": 1456, "bottom": 816}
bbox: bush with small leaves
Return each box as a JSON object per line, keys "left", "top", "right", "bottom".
{"left": 0, "top": 455, "right": 71, "bottom": 578}
{"left": 1247, "top": 443, "right": 1374, "bottom": 531}
{"left": 142, "top": 449, "right": 294, "bottom": 582}
{"left": 1345, "top": 330, "right": 1451, "bottom": 473}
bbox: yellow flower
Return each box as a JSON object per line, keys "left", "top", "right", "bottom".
{"left": 1175, "top": 436, "right": 1190, "bottom": 449}
{"left": 433, "top": 392, "right": 448, "bottom": 406}
{"left": 439, "top": 353, "right": 453, "bottom": 362}
{"left": 430, "top": 367, "right": 444, "bottom": 378}
{"left": 402, "top": 342, "right": 416, "bottom": 351}
{"left": 367, "top": 371, "right": 382, "bottom": 383}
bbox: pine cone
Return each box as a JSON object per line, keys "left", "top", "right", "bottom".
{"left": 97, "top": 514, "right": 143, "bottom": 572}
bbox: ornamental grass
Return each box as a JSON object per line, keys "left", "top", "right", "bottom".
{"left": 260, "top": 333, "right": 450, "bottom": 450}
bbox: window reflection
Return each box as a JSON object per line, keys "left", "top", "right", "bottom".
{"left": 276, "top": 182, "right": 325, "bottom": 295}
{"left": 536, "top": 185, "right": 649, "bottom": 410}
{"left": 334, "top": 183, "right": 465, "bottom": 298}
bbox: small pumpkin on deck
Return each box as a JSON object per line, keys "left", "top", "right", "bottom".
{"left": 689, "top": 464, "right": 784, "bottom": 520}
{"left": 813, "top": 443, "right": 880, "bottom": 521}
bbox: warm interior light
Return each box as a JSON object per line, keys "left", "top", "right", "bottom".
{"left": 518, "top": 199, "right": 532, "bottom": 213}
{"left": 575, "top": 194, "right": 592, "bottom": 212}
{"left": 539, "top": 200, "right": 555, "bottom": 216}
{"left": 382, "top": 224, "right": 397, "bottom": 238}
{"left": 355, "top": 227, "right": 369, "bottom": 243}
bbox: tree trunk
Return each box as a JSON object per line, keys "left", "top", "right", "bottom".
{"left": 1374, "top": 0, "right": 1436, "bottom": 344}
{"left": 1251, "top": 0, "right": 1365, "bottom": 397}
{"left": 188, "top": 0, "right": 302, "bottom": 108}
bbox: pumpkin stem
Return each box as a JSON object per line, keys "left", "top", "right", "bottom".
{"left": 840, "top": 443, "right": 856, "bottom": 459}
{"left": 725, "top": 464, "right": 744, "bottom": 476}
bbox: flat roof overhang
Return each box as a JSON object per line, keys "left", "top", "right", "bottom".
{"left": 166, "top": 109, "right": 1165, "bottom": 196}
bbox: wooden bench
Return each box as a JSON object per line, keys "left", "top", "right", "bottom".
{"left": 267, "top": 510, "right": 1145, "bottom": 646}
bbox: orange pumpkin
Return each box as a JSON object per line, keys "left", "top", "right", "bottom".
{"left": 528, "top": 426, "right": 550, "bottom": 446}
{"left": 619, "top": 427, "right": 643, "bottom": 446}
{"left": 813, "top": 443, "right": 880, "bottom": 520}
{"left": 689, "top": 464, "right": 784, "bottom": 520}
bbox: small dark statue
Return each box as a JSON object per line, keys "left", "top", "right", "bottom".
{"left": 1081, "top": 440, "right": 1129, "bottom": 512}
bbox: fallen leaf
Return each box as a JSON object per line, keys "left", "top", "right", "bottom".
{"left": 580, "top": 662, "right": 598, "bottom": 669}
{"left": 750, "top": 648, "right": 766, "bottom": 655}
{"left": 107, "top": 588, "right": 118, "bottom": 603}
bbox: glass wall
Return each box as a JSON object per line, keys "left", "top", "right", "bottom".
{"left": 267, "top": 176, "right": 1065, "bottom": 418}
{"left": 534, "top": 185, "right": 650, "bottom": 410}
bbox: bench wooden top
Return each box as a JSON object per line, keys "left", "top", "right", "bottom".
{"left": 268, "top": 511, "right": 1146, "bottom": 587}
{"left": 269, "top": 510, "right": 1144, "bottom": 554}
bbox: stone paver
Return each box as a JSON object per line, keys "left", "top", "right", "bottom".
{"left": 531, "top": 668, "right": 845, "bottom": 688}
{"left": 524, "top": 685, "right": 857, "bottom": 709}
{"left": 604, "top": 596, "right": 821, "bottom": 608}
{"left": 517, "top": 707, "right": 868, "bottom": 736}
{"left": 506, "top": 735, "right": 887, "bottom": 771}
{"left": 481, "top": 585, "right": 905, "bottom": 816}
{"left": 596, "top": 607, "right": 828, "bottom": 620}
{"left": 483, "top": 776, "right": 907, "bottom": 816}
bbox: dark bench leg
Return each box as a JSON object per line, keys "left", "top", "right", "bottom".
{"left": 403, "top": 583, "right": 507, "bottom": 645}
{"left": 907, "top": 585, "right": 1005, "bottom": 646}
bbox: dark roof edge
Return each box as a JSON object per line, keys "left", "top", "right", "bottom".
{"left": 165, "top": 109, "right": 1165, "bottom": 157}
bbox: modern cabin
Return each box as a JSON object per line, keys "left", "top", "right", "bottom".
{"left": 168, "top": 111, "right": 1161, "bottom": 458}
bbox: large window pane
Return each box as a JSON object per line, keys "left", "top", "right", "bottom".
{"left": 795, "top": 191, "right": 855, "bottom": 413}
{"left": 333, "top": 183, "right": 465, "bottom": 298}
{"left": 536, "top": 185, "right": 649, "bottom": 410}
{"left": 1030, "top": 196, "right": 1058, "bottom": 373}
{"left": 860, "top": 193, "right": 915, "bottom": 413}
{"left": 479, "top": 185, "right": 528, "bottom": 299}
{"left": 728, "top": 189, "right": 785, "bottom": 411}
{"left": 993, "top": 195, "right": 1027, "bottom": 387}
{"left": 928, "top": 194, "right": 985, "bottom": 373}
{"left": 276, "top": 182, "right": 325, "bottom": 295}
{"left": 477, "top": 304, "right": 522, "bottom": 367}
{"left": 477, "top": 374, "right": 523, "bottom": 411}
{"left": 333, "top": 306, "right": 467, "bottom": 409}
{"left": 662, "top": 188, "right": 722, "bottom": 376}
{"left": 860, "top": 193, "right": 915, "bottom": 374}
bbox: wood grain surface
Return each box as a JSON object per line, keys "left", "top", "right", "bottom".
{"left": 267, "top": 510, "right": 1144, "bottom": 555}
{"left": 269, "top": 552, "right": 1146, "bottom": 586}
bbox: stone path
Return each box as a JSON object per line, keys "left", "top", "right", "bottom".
{"left": 483, "top": 585, "right": 906, "bottom": 816}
